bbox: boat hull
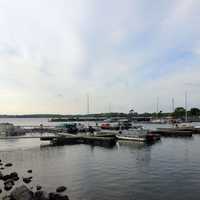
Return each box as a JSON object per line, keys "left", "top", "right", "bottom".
{"left": 116, "top": 135, "right": 146, "bottom": 142}
{"left": 116, "top": 133, "right": 160, "bottom": 142}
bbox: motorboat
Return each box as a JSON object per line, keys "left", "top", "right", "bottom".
{"left": 116, "top": 129, "right": 160, "bottom": 142}
{"left": 116, "top": 134, "right": 146, "bottom": 142}
{"left": 100, "top": 119, "right": 132, "bottom": 130}
{"left": 176, "top": 123, "right": 194, "bottom": 128}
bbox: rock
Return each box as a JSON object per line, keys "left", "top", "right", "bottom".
{"left": 4, "top": 179, "right": 15, "bottom": 186}
{"left": 2, "top": 195, "right": 11, "bottom": 200}
{"left": 56, "top": 186, "right": 67, "bottom": 193}
{"left": 36, "top": 185, "right": 42, "bottom": 191}
{"left": 1, "top": 172, "right": 19, "bottom": 181}
{"left": 11, "top": 185, "right": 34, "bottom": 200}
{"left": 49, "top": 193, "right": 57, "bottom": 200}
{"left": 59, "top": 195, "right": 69, "bottom": 200}
{"left": 4, "top": 180, "right": 13, "bottom": 191}
{"left": 5, "top": 163, "right": 12, "bottom": 167}
{"left": 49, "top": 193, "right": 69, "bottom": 200}
{"left": 3, "top": 174, "right": 11, "bottom": 181}
{"left": 23, "top": 177, "right": 32, "bottom": 184}
{"left": 0, "top": 171, "right": 3, "bottom": 179}
{"left": 34, "top": 190, "right": 48, "bottom": 200}
{"left": 10, "top": 172, "right": 19, "bottom": 181}
{"left": 4, "top": 185, "right": 13, "bottom": 191}
{"left": 27, "top": 169, "right": 32, "bottom": 173}
{"left": 10, "top": 172, "right": 18, "bottom": 178}
{"left": 13, "top": 176, "right": 19, "bottom": 181}
{"left": 1, "top": 167, "right": 4, "bottom": 170}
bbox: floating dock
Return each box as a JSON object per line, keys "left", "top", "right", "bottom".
{"left": 40, "top": 132, "right": 117, "bottom": 147}
{"left": 48, "top": 135, "right": 117, "bottom": 147}
{"left": 151, "top": 129, "right": 192, "bottom": 137}
{"left": 157, "top": 127, "right": 200, "bottom": 134}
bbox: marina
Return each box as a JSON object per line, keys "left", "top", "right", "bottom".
{"left": 0, "top": 125, "right": 200, "bottom": 200}
{"left": 1, "top": 118, "right": 200, "bottom": 200}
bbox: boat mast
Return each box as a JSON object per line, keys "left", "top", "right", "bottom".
{"left": 172, "top": 97, "right": 175, "bottom": 113}
{"left": 86, "top": 94, "right": 90, "bottom": 127}
{"left": 185, "top": 91, "right": 188, "bottom": 122}
{"left": 156, "top": 97, "right": 159, "bottom": 118}
{"left": 87, "top": 94, "right": 89, "bottom": 115}
{"left": 108, "top": 103, "right": 111, "bottom": 113}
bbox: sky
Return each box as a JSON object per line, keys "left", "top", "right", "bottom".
{"left": 0, "top": 0, "right": 200, "bottom": 114}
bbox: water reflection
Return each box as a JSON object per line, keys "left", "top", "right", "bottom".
{"left": 1, "top": 136, "right": 200, "bottom": 200}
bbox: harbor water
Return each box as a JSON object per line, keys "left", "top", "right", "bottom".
{"left": 0, "top": 118, "right": 200, "bottom": 200}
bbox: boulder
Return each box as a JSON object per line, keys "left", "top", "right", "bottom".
{"left": 4, "top": 180, "right": 13, "bottom": 191}
{"left": 0, "top": 171, "right": 3, "bottom": 179}
{"left": 11, "top": 185, "right": 33, "bottom": 200}
{"left": 4, "top": 179, "right": 14, "bottom": 186}
{"left": 56, "top": 186, "right": 67, "bottom": 193}
{"left": 2, "top": 195, "right": 11, "bottom": 200}
{"left": 36, "top": 185, "right": 42, "bottom": 191}
{"left": 13, "top": 176, "right": 20, "bottom": 181}
{"left": 27, "top": 170, "right": 32, "bottom": 173}
{"left": 34, "top": 190, "right": 48, "bottom": 200}
{"left": 3, "top": 174, "right": 11, "bottom": 181}
{"left": 23, "top": 177, "right": 32, "bottom": 184}
{"left": 10, "top": 172, "right": 19, "bottom": 181}
{"left": 49, "top": 193, "right": 69, "bottom": 200}
{"left": 10, "top": 172, "right": 18, "bottom": 178}
{"left": 5, "top": 163, "right": 12, "bottom": 167}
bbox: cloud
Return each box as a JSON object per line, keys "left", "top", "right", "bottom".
{"left": 0, "top": 0, "right": 200, "bottom": 114}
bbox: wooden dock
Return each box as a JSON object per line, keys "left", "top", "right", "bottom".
{"left": 41, "top": 133, "right": 117, "bottom": 147}
{"left": 151, "top": 129, "right": 192, "bottom": 137}
{"left": 157, "top": 127, "right": 200, "bottom": 134}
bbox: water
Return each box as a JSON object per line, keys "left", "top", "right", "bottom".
{"left": 0, "top": 118, "right": 200, "bottom": 200}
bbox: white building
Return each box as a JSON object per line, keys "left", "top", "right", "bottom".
{"left": 0, "top": 123, "right": 25, "bottom": 136}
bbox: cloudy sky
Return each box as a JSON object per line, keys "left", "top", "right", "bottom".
{"left": 0, "top": 0, "right": 199, "bottom": 114}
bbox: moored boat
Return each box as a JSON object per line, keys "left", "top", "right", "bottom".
{"left": 116, "top": 134, "right": 146, "bottom": 142}
{"left": 116, "top": 129, "right": 160, "bottom": 142}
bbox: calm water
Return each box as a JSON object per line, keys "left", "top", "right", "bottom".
{"left": 0, "top": 118, "right": 200, "bottom": 200}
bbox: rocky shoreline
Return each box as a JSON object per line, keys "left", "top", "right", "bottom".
{"left": 0, "top": 160, "right": 69, "bottom": 200}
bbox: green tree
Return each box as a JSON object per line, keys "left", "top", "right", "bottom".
{"left": 190, "top": 108, "right": 200, "bottom": 116}
{"left": 173, "top": 107, "right": 186, "bottom": 118}
{"left": 157, "top": 110, "right": 163, "bottom": 118}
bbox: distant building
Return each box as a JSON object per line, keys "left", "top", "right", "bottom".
{"left": 0, "top": 123, "right": 25, "bottom": 136}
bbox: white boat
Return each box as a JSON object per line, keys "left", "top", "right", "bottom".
{"left": 177, "top": 123, "right": 194, "bottom": 128}
{"left": 116, "top": 134, "right": 146, "bottom": 142}
{"left": 116, "top": 129, "right": 160, "bottom": 142}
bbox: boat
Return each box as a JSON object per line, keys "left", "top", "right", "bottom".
{"left": 116, "top": 129, "right": 160, "bottom": 142}
{"left": 56, "top": 122, "right": 79, "bottom": 134}
{"left": 150, "top": 118, "right": 166, "bottom": 124}
{"left": 116, "top": 134, "right": 146, "bottom": 142}
{"left": 176, "top": 122, "right": 194, "bottom": 128}
{"left": 100, "top": 119, "right": 133, "bottom": 130}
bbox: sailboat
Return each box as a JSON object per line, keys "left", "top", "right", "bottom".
{"left": 176, "top": 92, "right": 193, "bottom": 128}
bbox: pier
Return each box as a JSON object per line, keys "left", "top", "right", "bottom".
{"left": 40, "top": 132, "right": 117, "bottom": 147}
{"left": 151, "top": 129, "right": 193, "bottom": 137}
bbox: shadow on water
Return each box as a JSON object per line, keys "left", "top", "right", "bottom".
{"left": 40, "top": 141, "right": 116, "bottom": 150}
{"left": 116, "top": 139, "right": 161, "bottom": 150}
{"left": 40, "top": 138, "right": 164, "bottom": 152}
